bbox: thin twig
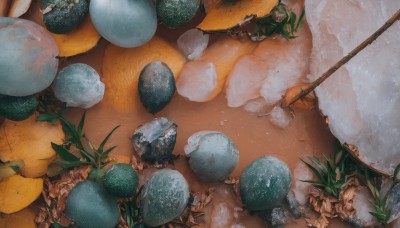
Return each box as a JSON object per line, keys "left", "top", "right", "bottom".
{"left": 282, "top": 9, "right": 400, "bottom": 108}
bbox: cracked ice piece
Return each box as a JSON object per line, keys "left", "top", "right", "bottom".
{"left": 177, "top": 29, "right": 209, "bottom": 60}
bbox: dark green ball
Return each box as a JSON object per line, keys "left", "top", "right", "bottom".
{"left": 138, "top": 61, "right": 175, "bottom": 114}
{"left": 0, "top": 94, "right": 37, "bottom": 121}
{"left": 156, "top": 0, "right": 199, "bottom": 28}
{"left": 41, "top": 0, "right": 89, "bottom": 34}
{"left": 103, "top": 163, "right": 139, "bottom": 198}
{"left": 240, "top": 156, "right": 291, "bottom": 211}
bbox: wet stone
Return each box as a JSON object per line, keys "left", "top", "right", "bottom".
{"left": 131, "top": 117, "right": 177, "bottom": 162}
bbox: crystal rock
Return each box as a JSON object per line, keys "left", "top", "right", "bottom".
{"left": 269, "top": 106, "right": 292, "bottom": 128}
{"left": 0, "top": 17, "right": 58, "bottom": 96}
{"left": 52, "top": 63, "right": 104, "bottom": 108}
{"left": 254, "top": 1, "right": 311, "bottom": 106}
{"left": 352, "top": 186, "right": 378, "bottom": 227}
{"left": 225, "top": 55, "right": 269, "bottom": 108}
{"left": 177, "top": 29, "right": 209, "bottom": 60}
{"left": 305, "top": 0, "right": 400, "bottom": 174}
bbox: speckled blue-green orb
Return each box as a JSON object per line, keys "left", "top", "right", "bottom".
{"left": 240, "top": 156, "right": 291, "bottom": 211}
{"left": 66, "top": 181, "right": 120, "bottom": 228}
{"left": 141, "top": 169, "right": 189, "bottom": 227}
{"left": 90, "top": 0, "right": 157, "bottom": 48}
{"left": 185, "top": 131, "right": 239, "bottom": 182}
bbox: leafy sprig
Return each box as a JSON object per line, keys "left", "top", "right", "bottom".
{"left": 251, "top": 1, "right": 305, "bottom": 40}
{"left": 36, "top": 92, "right": 67, "bottom": 124}
{"left": 301, "top": 141, "right": 355, "bottom": 197}
{"left": 123, "top": 187, "right": 143, "bottom": 228}
{"left": 48, "top": 112, "right": 120, "bottom": 177}
{"left": 364, "top": 163, "right": 400, "bottom": 225}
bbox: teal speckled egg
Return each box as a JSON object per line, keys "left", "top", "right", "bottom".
{"left": 240, "top": 156, "right": 291, "bottom": 211}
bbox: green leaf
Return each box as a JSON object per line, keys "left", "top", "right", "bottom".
{"left": 97, "top": 125, "right": 120, "bottom": 153}
{"left": 100, "top": 146, "right": 118, "bottom": 160}
{"left": 300, "top": 158, "right": 324, "bottom": 181}
{"left": 295, "top": 9, "right": 305, "bottom": 31}
{"left": 51, "top": 143, "right": 80, "bottom": 162}
{"left": 393, "top": 163, "right": 400, "bottom": 181}
{"left": 79, "top": 149, "right": 96, "bottom": 164}
{"left": 78, "top": 112, "right": 86, "bottom": 134}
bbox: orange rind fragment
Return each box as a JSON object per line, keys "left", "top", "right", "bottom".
{"left": 282, "top": 83, "right": 315, "bottom": 110}
{"left": 49, "top": 16, "right": 101, "bottom": 57}
{"left": 198, "top": 0, "right": 279, "bottom": 32}
{"left": 0, "top": 208, "right": 36, "bottom": 228}
{"left": 0, "top": 114, "right": 64, "bottom": 178}
{"left": 7, "top": 0, "right": 31, "bottom": 17}
{"left": 102, "top": 36, "right": 186, "bottom": 113}
{"left": 0, "top": 175, "right": 43, "bottom": 214}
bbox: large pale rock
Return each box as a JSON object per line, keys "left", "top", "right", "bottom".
{"left": 305, "top": 0, "right": 400, "bottom": 174}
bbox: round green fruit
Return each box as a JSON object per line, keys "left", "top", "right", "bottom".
{"left": 66, "top": 181, "right": 119, "bottom": 228}
{"left": 0, "top": 95, "right": 37, "bottom": 121}
{"left": 138, "top": 61, "right": 175, "bottom": 114}
{"left": 239, "top": 156, "right": 291, "bottom": 211}
{"left": 141, "top": 169, "right": 189, "bottom": 227}
{"left": 41, "top": 0, "right": 89, "bottom": 34}
{"left": 103, "top": 163, "right": 139, "bottom": 198}
{"left": 157, "top": 0, "right": 199, "bottom": 28}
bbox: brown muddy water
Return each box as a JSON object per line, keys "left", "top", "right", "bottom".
{"left": 17, "top": 1, "right": 354, "bottom": 227}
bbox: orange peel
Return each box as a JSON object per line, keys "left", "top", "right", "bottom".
{"left": 49, "top": 16, "right": 101, "bottom": 57}
{"left": 198, "top": 0, "right": 279, "bottom": 32}
{"left": 102, "top": 36, "right": 186, "bottom": 112}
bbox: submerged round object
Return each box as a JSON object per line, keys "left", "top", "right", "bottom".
{"left": 90, "top": 0, "right": 157, "bottom": 48}
{"left": 185, "top": 131, "right": 239, "bottom": 182}
{"left": 66, "top": 181, "right": 120, "bottom": 228}
{"left": 41, "top": 0, "right": 89, "bottom": 34}
{"left": 138, "top": 61, "right": 176, "bottom": 114}
{"left": 240, "top": 156, "right": 291, "bottom": 211}
{"left": 141, "top": 169, "right": 189, "bottom": 227}
{"left": 52, "top": 63, "right": 105, "bottom": 108}
{"left": 131, "top": 117, "right": 177, "bottom": 162}
{"left": 0, "top": 95, "right": 37, "bottom": 121}
{"left": 156, "top": 0, "right": 198, "bottom": 28}
{"left": 0, "top": 18, "right": 58, "bottom": 96}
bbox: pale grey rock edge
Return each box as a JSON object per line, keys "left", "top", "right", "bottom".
{"left": 305, "top": 0, "right": 400, "bottom": 174}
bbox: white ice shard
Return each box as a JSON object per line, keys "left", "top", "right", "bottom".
{"left": 269, "top": 106, "right": 292, "bottom": 128}
{"left": 255, "top": 1, "right": 312, "bottom": 105}
{"left": 305, "top": 0, "right": 400, "bottom": 174}
{"left": 177, "top": 29, "right": 209, "bottom": 60}
{"left": 225, "top": 55, "right": 269, "bottom": 108}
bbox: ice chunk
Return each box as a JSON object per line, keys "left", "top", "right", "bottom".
{"left": 352, "top": 187, "right": 378, "bottom": 226}
{"left": 0, "top": 18, "right": 58, "bottom": 96}
{"left": 254, "top": 2, "right": 312, "bottom": 105}
{"left": 177, "top": 29, "right": 209, "bottom": 60}
{"left": 243, "top": 98, "right": 269, "bottom": 113}
{"left": 210, "top": 202, "right": 234, "bottom": 228}
{"left": 225, "top": 55, "right": 269, "bottom": 107}
{"left": 177, "top": 37, "right": 256, "bottom": 102}
{"left": 269, "top": 106, "right": 292, "bottom": 128}
{"left": 292, "top": 162, "right": 313, "bottom": 205}
{"left": 305, "top": 0, "right": 400, "bottom": 174}
{"left": 176, "top": 61, "right": 217, "bottom": 102}
{"left": 52, "top": 63, "right": 104, "bottom": 108}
